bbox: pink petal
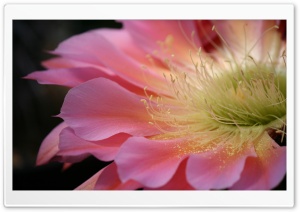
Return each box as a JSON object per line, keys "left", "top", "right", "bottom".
{"left": 25, "top": 67, "right": 144, "bottom": 95}
{"left": 231, "top": 133, "right": 286, "bottom": 190}
{"left": 59, "top": 77, "right": 159, "bottom": 141}
{"left": 97, "top": 28, "right": 153, "bottom": 65}
{"left": 42, "top": 56, "right": 93, "bottom": 69}
{"left": 56, "top": 127, "right": 130, "bottom": 162}
{"left": 94, "top": 163, "right": 141, "bottom": 190}
{"left": 25, "top": 67, "right": 108, "bottom": 88}
{"left": 211, "top": 20, "right": 283, "bottom": 61}
{"left": 53, "top": 29, "right": 167, "bottom": 94}
{"left": 115, "top": 137, "right": 190, "bottom": 188}
{"left": 36, "top": 122, "right": 68, "bottom": 166}
{"left": 145, "top": 158, "right": 195, "bottom": 190}
{"left": 186, "top": 142, "right": 256, "bottom": 190}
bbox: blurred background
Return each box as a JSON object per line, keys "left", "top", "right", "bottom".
{"left": 13, "top": 20, "right": 286, "bottom": 190}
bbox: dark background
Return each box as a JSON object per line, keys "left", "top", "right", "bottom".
{"left": 12, "top": 20, "right": 286, "bottom": 190}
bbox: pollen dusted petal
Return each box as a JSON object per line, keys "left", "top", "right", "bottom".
{"left": 123, "top": 20, "right": 202, "bottom": 65}
{"left": 230, "top": 133, "right": 286, "bottom": 190}
{"left": 36, "top": 122, "right": 68, "bottom": 166}
{"left": 115, "top": 137, "right": 191, "bottom": 188}
{"left": 59, "top": 77, "right": 160, "bottom": 141}
{"left": 56, "top": 128, "right": 130, "bottom": 163}
{"left": 186, "top": 142, "right": 256, "bottom": 190}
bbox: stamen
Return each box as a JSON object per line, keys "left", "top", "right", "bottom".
{"left": 142, "top": 21, "right": 286, "bottom": 152}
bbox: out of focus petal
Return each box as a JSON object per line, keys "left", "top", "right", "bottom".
{"left": 36, "top": 122, "right": 68, "bottom": 166}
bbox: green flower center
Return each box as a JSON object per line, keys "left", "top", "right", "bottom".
{"left": 203, "top": 65, "right": 286, "bottom": 127}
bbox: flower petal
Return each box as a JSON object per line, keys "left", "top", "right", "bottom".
{"left": 42, "top": 56, "right": 93, "bottom": 69}
{"left": 57, "top": 127, "right": 130, "bottom": 162}
{"left": 59, "top": 77, "right": 159, "bottom": 141}
{"left": 186, "top": 142, "right": 256, "bottom": 190}
{"left": 36, "top": 122, "right": 68, "bottom": 166}
{"left": 94, "top": 163, "right": 141, "bottom": 190}
{"left": 25, "top": 67, "right": 108, "bottom": 88}
{"left": 230, "top": 133, "right": 286, "bottom": 190}
{"left": 53, "top": 29, "right": 167, "bottom": 94}
{"left": 25, "top": 67, "right": 144, "bottom": 95}
{"left": 115, "top": 137, "right": 190, "bottom": 188}
{"left": 123, "top": 21, "right": 199, "bottom": 63}
{"left": 212, "top": 20, "right": 283, "bottom": 61}
{"left": 145, "top": 158, "right": 195, "bottom": 190}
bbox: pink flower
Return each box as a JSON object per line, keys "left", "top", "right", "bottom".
{"left": 26, "top": 20, "right": 286, "bottom": 190}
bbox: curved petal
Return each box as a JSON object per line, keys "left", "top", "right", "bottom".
{"left": 115, "top": 137, "right": 190, "bottom": 188}
{"left": 94, "top": 163, "right": 141, "bottom": 190}
{"left": 56, "top": 127, "right": 130, "bottom": 162}
{"left": 145, "top": 158, "right": 195, "bottom": 190}
{"left": 59, "top": 77, "right": 159, "bottom": 141}
{"left": 186, "top": 142, "right": 256, "bottom": 190}
{"left": 36, "top": 122, "right": 68, "bottom": 166}
{"left": 230, "top": 133, "right": 286, "bottom": 190}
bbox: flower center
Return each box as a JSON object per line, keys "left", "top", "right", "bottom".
{"left": 142, "top": 23, "right": 286, "bottom": 150}
{"left": 201, "top": 64, "right": 286, "bottom": 127}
